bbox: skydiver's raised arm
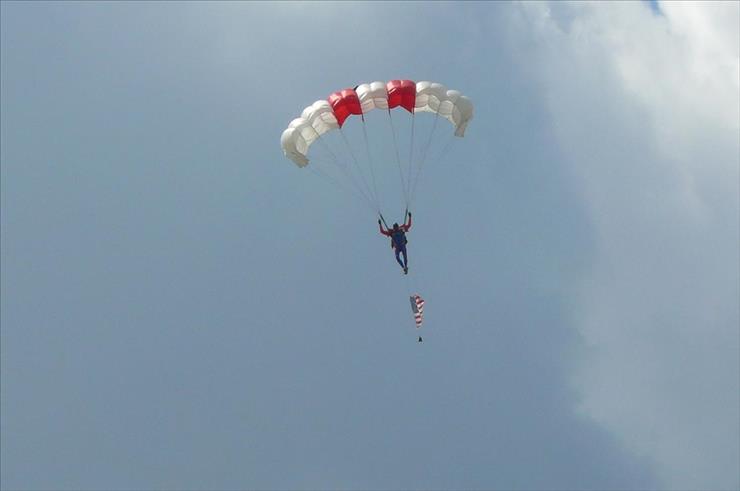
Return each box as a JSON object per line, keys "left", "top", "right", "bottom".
{"left": 403, "top": 212, "right": 412, "bottom": 231}
{"left": 378, "top": 219, "right": 391, "bottom": 236}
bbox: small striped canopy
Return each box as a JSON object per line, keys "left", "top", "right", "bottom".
{"left": 410, "top": 294, "right": 425, "bottom": 329}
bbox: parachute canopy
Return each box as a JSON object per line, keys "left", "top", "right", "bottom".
{"left": 281, "top": 80, "right": 473, "bottom": 167}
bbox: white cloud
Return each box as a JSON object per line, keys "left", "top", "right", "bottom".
{"left": 508, "top": 2, "right": 739, "bottom": 489}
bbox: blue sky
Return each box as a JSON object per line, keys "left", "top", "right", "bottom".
{"left": 2, "top": 2, "right": 738, "bottom": 490}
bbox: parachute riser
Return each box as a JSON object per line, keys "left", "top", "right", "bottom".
{"left": 379, "top": 213, "right": 390, "bottom": 230}
{"left": 379, "top": 208, "right": 409, "bottom": 230}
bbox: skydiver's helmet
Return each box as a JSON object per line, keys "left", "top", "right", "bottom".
{"left": 393, "top": 223, "right": 400, "bottom": 230}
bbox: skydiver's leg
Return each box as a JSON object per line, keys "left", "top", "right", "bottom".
{"left": 399, "top": 247, "right": 408, "bottom": 274}
{"left": 395, "top": 248, "right": 405, "bottom": 269}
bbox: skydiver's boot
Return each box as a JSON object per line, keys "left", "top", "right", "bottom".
{"left": 404, "top": 266, "right": 408, "bottom": 275}
{"left": 418, "top": 336, "right": 423, "bottom": 343}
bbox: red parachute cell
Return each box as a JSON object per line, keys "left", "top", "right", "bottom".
{"left": 386, "top": 80, "right": 416, "bottom": 113}
{"left": 328, "top": 88, "right": 363, "bottom": 127}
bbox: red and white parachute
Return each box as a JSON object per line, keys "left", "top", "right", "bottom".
{"left": 281, "top": 80, "right": 473, "bottom": 167}
{"left": 280, "top": 80, "right": 472, "bottom": 338}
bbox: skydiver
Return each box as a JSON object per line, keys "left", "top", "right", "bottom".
{"left": 378, "top": 213, "right": 412, "bottom": 274}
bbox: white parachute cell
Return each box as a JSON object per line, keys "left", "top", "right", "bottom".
{"left": 415, "top": 81, "right": 473, "bottom": 137}
{"left": 301, "top": 100, "right": 339, "bottom": 136}
{"left": 414, "top": 81, "right": 448, "bottom": 113}
{"left": 356, "top": 81, "right": 389, "bottom": 113}
{"left": 280, "top": 118, "right": 318, "bottom": 167}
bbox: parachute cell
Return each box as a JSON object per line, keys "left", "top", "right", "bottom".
{"left": 386, "top": 79, "right": 416, "bottom": 113}
{"left": 356, "top": 81, "right": 389, "bottom": 112}
{"left": 301, "top": 100, "right": 339, "bottom": 136}
{"left": 328, "top": 89, "right": 362, "bottom": 127}
{"left": 414, "top": 82, "right": 473, "bottom": 137}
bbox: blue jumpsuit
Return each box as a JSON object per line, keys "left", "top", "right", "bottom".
{"left": 379, "top": 216, "right": 412, "bottom": 271}
{"left": 391, "top": 231, "right": 408, "bottom": 269}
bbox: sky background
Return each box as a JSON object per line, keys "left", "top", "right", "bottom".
{"left": 1, "top": 2, "right": 738, "bottom": 490}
